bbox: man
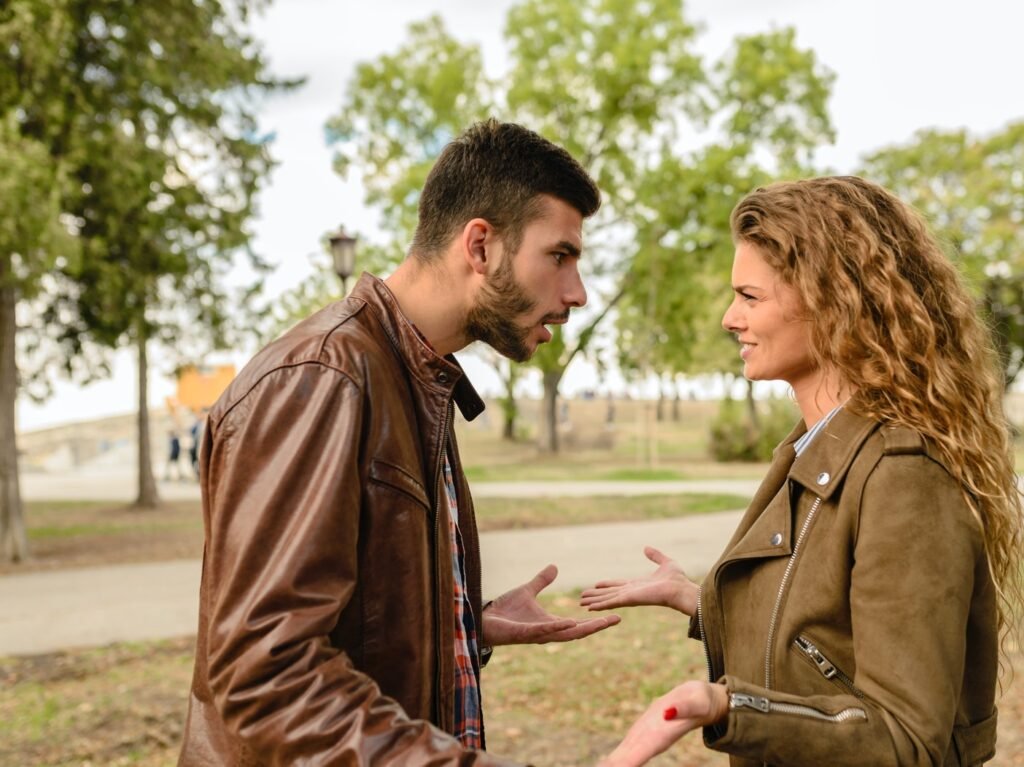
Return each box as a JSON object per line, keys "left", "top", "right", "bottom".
{"left": 179, "top": 119, "right": 618, "bottom": 765}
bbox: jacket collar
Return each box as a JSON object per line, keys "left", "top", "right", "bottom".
{"left": 349, "top": 272, "right": 486, "bottom": 422}
{"left": 788, "top": 407, "right": 880, "bottom": 501}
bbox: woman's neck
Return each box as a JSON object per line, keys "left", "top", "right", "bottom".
{"left": 792, "top": 370, "right": 852, "bottom": 428}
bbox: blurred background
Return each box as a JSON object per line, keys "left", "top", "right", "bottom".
{"left": 2, "top": 1, "right": 1023, "bottom": 765}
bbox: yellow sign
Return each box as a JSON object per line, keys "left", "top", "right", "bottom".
{"left": 176, "top": 364, "right": 236, "bottom": 412}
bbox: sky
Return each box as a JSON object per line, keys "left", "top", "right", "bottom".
{"left": 17, "top": 0, "right": 1024, "bottom": 432}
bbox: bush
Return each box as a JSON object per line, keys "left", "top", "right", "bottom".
{"left": 709, "top": 396, "right": 799, "bottom": 462}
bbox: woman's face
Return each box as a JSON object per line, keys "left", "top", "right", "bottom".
{"left": 722, "top": 241, "right": 818, "bottom": 391}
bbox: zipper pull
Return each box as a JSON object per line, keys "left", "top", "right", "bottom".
{"left": 795, "top": 636, "right": 838, "bottom": 679}
{"left": 729, "top": 692, "right": 770, "bottom": 713}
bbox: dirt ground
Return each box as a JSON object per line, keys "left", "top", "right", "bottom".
{"left": 4, "top": 502, "right": 1024, "bottom": 764}
{"left": 0, "top": 501, "right": 205, "bottom": 576}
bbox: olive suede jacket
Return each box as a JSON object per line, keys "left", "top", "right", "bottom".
{"left": 179, "top": 274, "right": 521, "bottom": 766}
{"left": 692, "top": 408, "right": 999, "bottom": 767}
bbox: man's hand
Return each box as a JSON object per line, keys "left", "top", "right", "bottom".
{"left": 579, "top": 546, "right": 698, "bottom": 616}
{"left": 483, "top": 564, "right": 621, "bottom": 646}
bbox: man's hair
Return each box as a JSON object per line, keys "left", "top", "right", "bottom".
{"left": 410, "top": 119, "right": 600, "bottom": 259}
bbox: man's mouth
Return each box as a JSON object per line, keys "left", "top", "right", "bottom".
{"left": 542, "top": 311, "right": 570, "bottom": 327}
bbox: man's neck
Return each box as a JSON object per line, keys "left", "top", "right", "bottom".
{"left": 384, "top": 257, "right": 468, "bottom": 357}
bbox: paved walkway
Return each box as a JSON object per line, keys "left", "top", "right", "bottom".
{"left": 0, "top": 509, "right": 744, "bottom": 656}
{"left": 21, "top": 470, "right": 760, "bottom": 502}
{"left": 11, "top": 460, "right": 758, "bottom": 656}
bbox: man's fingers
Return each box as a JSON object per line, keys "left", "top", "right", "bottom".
{"left": 525, "top": 563, "right": 559, "bottom": 596}
{"left": 511, "top": 617, "right": 577, "bottom": 641}
{"left": 546, "top": 614, "right": 621, "bottom": 641}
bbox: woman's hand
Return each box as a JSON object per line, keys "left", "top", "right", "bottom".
{"left": 580, "top": 546, "right": 698, "bottom": 616}
{"left": 598, "top": 681, "right": 729, "bottom": 767}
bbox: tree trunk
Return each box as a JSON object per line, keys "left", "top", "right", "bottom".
{"left": 540, "top": 369, "right": 561, "bottom": 453}
{"left": 672, "top": 380, "right": 682, "bottom": 422}
{"left": 0, "top": 260, "right": 29, "bottom": 563}
{"left": 745, "top": 377, "right": 760, "bottom": 431}
{"left": 134, "top": 331, "right": 159, "bottom": 509}
{"left": 499, "top": 360, "right": 519, "bottom": 442}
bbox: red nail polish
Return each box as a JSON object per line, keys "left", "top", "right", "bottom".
{"left": 663, "top": 706, "right": 678, "bottom": 721}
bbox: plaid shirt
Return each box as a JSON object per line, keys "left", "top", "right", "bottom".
{"left": 443, "top": 453, "right": 483, "bottom": 749}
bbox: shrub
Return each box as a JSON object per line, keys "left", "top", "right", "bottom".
{"left": 709, "top": 396, "right": 798, "bottom": 462}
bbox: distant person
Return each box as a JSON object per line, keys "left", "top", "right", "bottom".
{"left": 164, "top": 430, "right": 182, "bottom": 481}
{"left": 187, "top": 409, "right": 206, "bottom": 480}
{"left": 588, "top": 177, "right": 1021, "bottom": 766}
{"left": 179, "top": 119, "right": 620, "bottom": 765}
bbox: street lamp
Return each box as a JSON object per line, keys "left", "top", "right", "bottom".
{"left": 328, "top": 227, "right": 358, "bottom": 295}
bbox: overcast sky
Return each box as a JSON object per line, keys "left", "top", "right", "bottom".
{"left": 19, "top": 0, "right": 1024, "bottom": 431}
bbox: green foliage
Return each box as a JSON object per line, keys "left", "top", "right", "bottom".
{"left": 327, "top": 14, "right": 494, "bottom": 246}
{"left": 708, "top": 396, "right": 797, "bottom": 462}
{"left": 3, "top": 0, "right": 292, "bottom": 383}
{"left": 860, "top": 122, "right": 1024, "bottom": 387}
{"left": 617, "top": 27, "right": 835, "bottom": 381}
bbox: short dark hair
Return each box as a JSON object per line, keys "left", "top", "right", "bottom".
{"left": 410, "top": 119, "right": 601, "bottom": 259}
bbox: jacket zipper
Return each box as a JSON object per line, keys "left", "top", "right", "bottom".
{"left": 764, "top": 496, "right": 822, "bottom": 691}
{"left": 793, "top": 635, "right": 864, "bottom": 699}
{"left": 697, "top": 586, "right": 714, "bottom": 682}
{"left": 732, "top": 692, "right": 866, "bottom": 723}
{"left": 432, "top": 399, "right": 452, "bottom": 729}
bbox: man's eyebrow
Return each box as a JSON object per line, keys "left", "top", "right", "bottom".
{"left": 552, "top": 240, "right": 582, "bottom": 258}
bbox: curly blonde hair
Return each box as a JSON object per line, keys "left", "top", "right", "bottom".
{"left": 730, "top": 175, "right": 1023, "bottom": 643}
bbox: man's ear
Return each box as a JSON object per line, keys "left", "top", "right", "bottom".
{"left": 461, "top": 218, "right": 494, "bottom": 276}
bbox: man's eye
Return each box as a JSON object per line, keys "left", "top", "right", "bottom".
{"left": 553, "top": 252, "right": 567, "bottom": 265}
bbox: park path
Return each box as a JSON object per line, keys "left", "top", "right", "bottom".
{"left": 20, "top": 469, "right": 760, "bottom": 503}
{"left": 0, "top": 506, "right": 746, "bottom": 656}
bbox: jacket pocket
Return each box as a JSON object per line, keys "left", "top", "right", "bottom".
{"left": 793, "top": 634, "right": 865, "bottom": 699}
{"left": 369, "top": 459, "right": 430, "bottom": 509}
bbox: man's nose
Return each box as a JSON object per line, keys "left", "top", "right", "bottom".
{"left": 564, "top": 266, "right": 587, "bottom": 308}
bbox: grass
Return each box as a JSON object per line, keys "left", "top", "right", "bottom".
{"left": 5, "top": 595, "right": 1024, "bottom": 766}
{"left": 0, "top": 601, "right": 723, "bottom": 767}
{"left": 475, "top": 494, "right": 749, "bottom": 530}
{"left": 8, "top": 492, "right": 749, "bottom": 574}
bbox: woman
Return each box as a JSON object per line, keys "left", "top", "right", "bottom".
{"left": 589, "top": 176, "right": 1022, "bottom": 767}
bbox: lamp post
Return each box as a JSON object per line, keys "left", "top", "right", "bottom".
{"left": 328, "top": 227, "right": 358, "bottom": 295}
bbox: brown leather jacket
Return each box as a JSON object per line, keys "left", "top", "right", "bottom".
{"left": 179, "top": 273, "right": 520, "bottom": 766}
{"left": 693, "top": 408, "right": 999, "bottom": 767}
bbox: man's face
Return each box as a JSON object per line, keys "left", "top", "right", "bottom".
{"left": 465, "top": 196, "right": 587, "bottom": 362}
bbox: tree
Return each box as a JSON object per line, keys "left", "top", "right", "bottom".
{"left": 860, "top": 122, "right": 1024, "bottom": 388}
{"left": 2, "top": 0, "right": 286, "bottom": 559}
{"left": 0, "top": 2, "right": 81, "bottom": 560}
{"left": 615, "top": 28, "right": 835, "bottom": 385}
{"left": 328, "top": 0, "right": 710, "bottom": 451}
{"left": 38, "top": 0, "right": 286, "bottom": 510}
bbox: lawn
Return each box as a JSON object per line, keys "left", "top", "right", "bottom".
{"left": 3, "top": 596, "right": 1024, "bottom": 766}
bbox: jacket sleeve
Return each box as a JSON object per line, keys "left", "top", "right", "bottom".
{"left": 201, "top": 363, "right": 520, "bottom": 766}
{"left": 706, "top": 452, "right": 985, "bottom": 766}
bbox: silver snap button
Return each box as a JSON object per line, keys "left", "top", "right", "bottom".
{"left": 437, "top": 371, "right": 450, "bottom": 384}
{"left": 817, "top": 472, "right": 830, "bottom": 485}
{"left": 770, "top": 532, "right": 783, "bottom": 546}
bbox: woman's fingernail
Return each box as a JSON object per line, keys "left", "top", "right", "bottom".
{"left": 663, "top": 706, "right": 678, "bottom": 721}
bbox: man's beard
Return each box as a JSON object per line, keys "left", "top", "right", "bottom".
{"left": 464, "top": 258, "right": 538, "bottom": 363}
